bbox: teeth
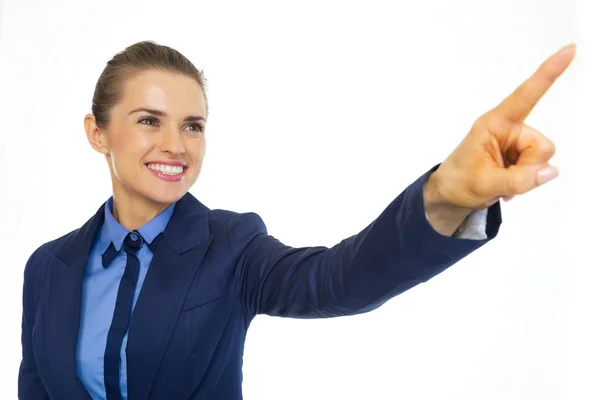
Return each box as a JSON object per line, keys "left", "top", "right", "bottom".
{"left": 147, "top": 163, "right": 184, "bottom": 175}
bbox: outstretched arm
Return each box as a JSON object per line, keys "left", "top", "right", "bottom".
{"left": 235, "top": 43, "right": 574, "bottom": 318}
{"left": 235, "top": 166, "right": 501, "bottom": 318}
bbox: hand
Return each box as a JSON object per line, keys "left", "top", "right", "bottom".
{"left": 423, "top": 45, "right": 575, "bottom": 235}
{"left": 424, "top": 44, "right": 576, "bottom": 236}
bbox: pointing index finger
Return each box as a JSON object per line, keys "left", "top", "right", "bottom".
{"left": 494, "top": 43, "right": 576, "bottom": 122}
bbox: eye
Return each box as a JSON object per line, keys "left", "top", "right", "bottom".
{"left": 185, "top": 122, "right": 205, "bottom": 133}
{"left": 138, "top": 116, "right": 160, "bottom": 127}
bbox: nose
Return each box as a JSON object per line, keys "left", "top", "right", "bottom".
{"left": 159, "top": 127, "right": 185, "bottom": 155}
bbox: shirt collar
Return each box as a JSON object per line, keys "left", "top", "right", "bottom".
{"left": 99, "top": 197, "right": 176, "bottom": 252}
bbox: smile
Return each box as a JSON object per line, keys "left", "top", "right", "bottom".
{"left": 146, "top": 162, "right": 187, "bottom": 182}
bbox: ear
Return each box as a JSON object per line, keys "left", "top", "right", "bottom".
{"left": 84, "top": 114, "right": 110, "bottom": 154}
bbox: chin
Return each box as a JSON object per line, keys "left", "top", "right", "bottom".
{"left": 142, "top": 166, "right": 200, "bottom": 204}
{"left": 132, "top": 181, "right": 189, "bottom": 206}
{"left": 146, "top": 188, "right": 189, "bottom": 205}
{"left": 136, "top": 169, "right": 196, "bottom": 203}
{"left": 115, "top": 169, "right": 196, "bottom": 206}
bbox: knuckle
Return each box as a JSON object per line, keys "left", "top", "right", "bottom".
{"left": 505, "top": 168, "right": 529, "bottom": 195}
{"left": 542, "top": 139, "right": 556, "bottom": 157}
{"left": 471, "top": 117, "right": 487, "bottom": 133}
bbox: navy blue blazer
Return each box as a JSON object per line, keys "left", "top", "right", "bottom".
{"left": 18, "top": 168, "right": 501, "bottom": 399}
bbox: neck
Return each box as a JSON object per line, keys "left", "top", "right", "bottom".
{"left": 111, "top": 185, "right": 169, "bottom": 231}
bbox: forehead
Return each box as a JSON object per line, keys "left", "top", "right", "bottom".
{"left": 118, "top": 69, "right": 207, "bottom": 117}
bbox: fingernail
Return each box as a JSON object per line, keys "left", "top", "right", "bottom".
{"left": 537, "top": 167, "right": 559, "bottom": 185}
{"left": 554, "top": 44, "right": 576, "bottom": 63}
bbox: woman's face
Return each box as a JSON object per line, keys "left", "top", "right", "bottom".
{"left": 86, "top": 69, "right": 207, "bottom": 206}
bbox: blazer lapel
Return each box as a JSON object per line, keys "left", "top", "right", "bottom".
{"left": 126, "top": 193, "right": 214, "bottom": 400}
{"left": 43, "top": 204, "right": 106, "bottom": 399}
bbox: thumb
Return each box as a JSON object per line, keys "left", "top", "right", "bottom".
{"left": 485, "top": 165, "right": 559, "bottom": 197}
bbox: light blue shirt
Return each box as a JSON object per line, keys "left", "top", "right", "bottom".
{"left": 75, "top": 198, "right": 175, "bottom": 399}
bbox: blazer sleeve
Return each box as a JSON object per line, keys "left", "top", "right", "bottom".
{"left": 234, "top": 166, "right": 502, "bottom": 318}
{"left": 18, "top": 250, "right": 50, "bottom": 400}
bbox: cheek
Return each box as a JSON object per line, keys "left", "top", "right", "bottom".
{"left": 188, "top": 137, "right": 206, "bottom": 165}
{"left": 110, "top": 130, "right": 154, "bottom": 163}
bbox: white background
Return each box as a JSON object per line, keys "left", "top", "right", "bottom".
{"left": 0, "top": 0, "right": 597, "bottom": 399}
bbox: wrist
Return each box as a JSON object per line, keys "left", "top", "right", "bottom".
{"left": 424, "top": 171, "right": 472, "bottom": 215}
{"left": 423, "top": 170, "right": 473, "bottom": 235}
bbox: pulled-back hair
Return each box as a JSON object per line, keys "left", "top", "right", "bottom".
{"left": 91, "top": 41, "right": 207, "bottom": 128}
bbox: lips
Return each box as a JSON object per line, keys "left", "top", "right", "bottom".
{"left": 145, "top": 162, "right": 187, "bottom": 182}
{"left": 147, "top": 163, "right": 185, "bottom": 175}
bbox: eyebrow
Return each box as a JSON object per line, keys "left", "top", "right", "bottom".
{"left": 129, "top": 108, "right": 206, "bottom": 122}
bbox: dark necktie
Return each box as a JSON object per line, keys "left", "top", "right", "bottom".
{"left": 102, "top": 230, "right": 144, "bottom": 400}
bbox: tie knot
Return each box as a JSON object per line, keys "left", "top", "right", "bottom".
{"left": 123, "top": 231, "right": 143, "bottom": 254}
{"left": 102, "top": 231, "right": 145, "bottom": 268}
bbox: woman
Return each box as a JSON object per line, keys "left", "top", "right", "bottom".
{"left": 18, "top": 41, "right": 574, "bottom": 399}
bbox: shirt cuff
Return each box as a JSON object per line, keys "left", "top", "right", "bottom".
{"left": 453, "top": 208, "right": 488, "bottom": 240}
{"left": 424, "top": 208, "right": 489, "bottom": 240}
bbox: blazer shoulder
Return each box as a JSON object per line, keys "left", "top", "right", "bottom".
{"left": 207, "top": 209, "right": 268, "bottom": 244}
{"left": 209, "top": 208, "right": 266, "bottom": 230}
{"left": 24, "top": 228, "right": 78, "bottom": 280}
